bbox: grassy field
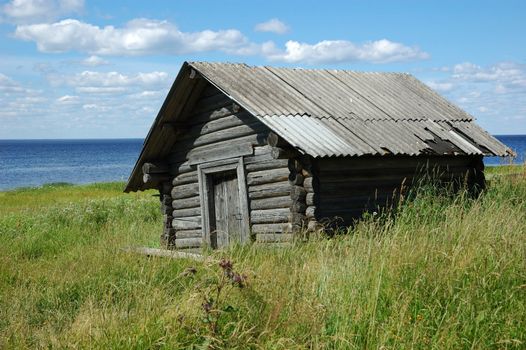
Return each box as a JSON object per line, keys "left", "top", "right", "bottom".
{"left": 0, "top": 167, "right": 525, "bottom": 349}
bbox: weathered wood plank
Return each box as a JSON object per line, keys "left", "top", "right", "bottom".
{"left": 191, "top": 93, "right": 232, "bottom": 115}
{"left": 245, "top": 159, "right": 288, "bottom": 172}
{"left": 173, "top": 207, "right": 201, "bottom": 218}
{"left": 246, "top": 168, "right": 289, "bottom": 186}
{"left": 249, "top": 195, "right": 293, "bottom": 210}
{"left": 172, "top": 171, "right": 198, "bottom": 186}
{"left": 172, "top": 195, "right": 201, "bottom": 210}
{"left": 251, "top": 223, "right": 292, "bottom": 234}
{"left": 250, "top": 208, "right": 290, "bottom": 224}
{"left": 172, "top": 216, "right": 201, "bottom": 230}
{"left": 188, "top": 142, "right": 253, "bottom": 165}
{"left": 176, "top": 229, "right": 202, "bottom": 239}
{"left": 248, "top": 180, "right": 291, "bottom": 199}
{"left": 171, "top": 183, "right": 200, "bottom": 199}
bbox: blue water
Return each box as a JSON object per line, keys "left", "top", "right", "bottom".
{"left": 0, "top": 136, "right": 524, "bottom": 191}
{"left": 485, "top": 135, "right": 526, "bottom": 166}
{"left": 0, "top": 139, "right": 143, "bottom": 191}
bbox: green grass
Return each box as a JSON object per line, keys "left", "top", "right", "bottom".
{"left": 0, "top": 167, "right": 525, "bottom": 349}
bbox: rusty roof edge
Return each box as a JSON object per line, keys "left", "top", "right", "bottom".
{"left": 124, "top": 61, "right": 192, "bottom": 193}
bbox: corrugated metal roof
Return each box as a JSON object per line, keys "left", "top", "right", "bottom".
{"left": 191, "top": 62, "right": 511, "bottom": 158}
{"left": 125, "top": 61, "right": 513, "bottom": 192}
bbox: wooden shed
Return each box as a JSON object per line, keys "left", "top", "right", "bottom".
{"left": 125, "top": 62, "right": 512, "bottom": 249}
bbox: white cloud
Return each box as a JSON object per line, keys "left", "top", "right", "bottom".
{"left": 0, "top": 73, "right": 25, "bottom": 92}
{"left": 425, "top": 81, "right": 454, "bottom": 92}
{"left": 2, "top": 0, "right": 83, "bottom": 23}
{"left": 81, "top": 55, "right": 109, "bottom": 66}
{"left": 56, "top": 94, "right": 79, "bottom": 103}
{"left": 48, "top": 70, "right": 171, "bottom": 95}
{"left": 423, "top": 61, "right": 526, "bottom": 133}
{"left": 255, "top": 18, "right": 289, "bottom": 34}
{"left": 264, "top": 39, "right": 430, "bottom": 64}
{"left": 14, "top": 18, "right": 252, "bottom": 55}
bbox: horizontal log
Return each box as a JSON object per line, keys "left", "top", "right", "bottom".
{"left": 176, "top": 229, "right": 202, "bottom": 239}
{"left": 172, "top": 171, "right": 198, "bottom": 186}
{"left": 249, "top": 195, "right": 292, "bottom": 210}
{"left": 289, "top": 173, "right": 304, "bottom": 186}
{"left": 172, "top": 196, "right": 201, "bottom": 210}
{"left": 182, "top": 123, "right": 268, "bottom": 150}
{"left": 307, "top": 194, "right": 396, "bottom": 208}
{"left": 191, "top": 93, "right": 232, "bottom": 115}
{"left": 171, "top": 183, "right": 200, "bottom": 199}
{"left": 290, "top": 185, "right": 307, "bottom": 201}
{"left": 172, "top": 216, "right": 201, "bottom": 230}
{"left": 142, "top": 162, "right": 169, "bottom": 174}
{"left": 248, "top": 181, "right": 291, "bottom": 199}
{"left": 247, "top": 168, "right": 289, "bottom": 186}
{"left": 245, "top": 159, "right": 288, "bottom": 172}
{"left": 143, "top": 173, "right": 171, "bottom": 184}
{"left": 317, "top": 156, "right": 473, "bottom": 172}
{"left": 256, "top": 233, "right": 294, "bottom": 243}
{"left": 169, "top": 161, "right": 195, "bottom": 176}
{"left": 243, "top": 149, "right": 274, "bottom": 164}
{"left": 174, "top": 237, "right": 202, "bottom": 249}
{"left": 173, "top": 207, "right": 201, "bottom": 218}
{"left": 188, "top": 142, "right": 253, "bottom": 165}
{"left": 178, "top": 112, "right": 251, "bottom": 141}
{"left": 251, "top": 223, "right": 292, "bottom": 234}
{"left": 251, "top": 208, "right": 290, "bottom": 224}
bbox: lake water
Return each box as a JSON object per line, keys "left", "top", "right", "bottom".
{"left": 0, "top": 135, "right": 524, "bottom": 191}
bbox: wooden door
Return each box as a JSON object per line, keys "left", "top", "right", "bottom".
{"left": 210, "top": 171, "right": 243, "bottom": 248}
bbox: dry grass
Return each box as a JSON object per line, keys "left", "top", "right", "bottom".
{"left": 0, "top": 167, "right": 525, "bottom": 349}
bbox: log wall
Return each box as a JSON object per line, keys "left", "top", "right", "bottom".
{"left": 159, "top": 84, "right": 293, "bottom": 248}
{"left": 310, "top": 155, "right": 484, "bottom": 229}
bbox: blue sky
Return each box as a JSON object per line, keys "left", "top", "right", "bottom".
{"left": 0, "top": 0, "right": 525, "bottom": 139}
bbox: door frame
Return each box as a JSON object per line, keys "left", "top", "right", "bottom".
{"left": 197, "top": 157, "right": 250, "bottom": 248}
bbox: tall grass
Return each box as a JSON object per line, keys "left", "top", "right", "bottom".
{"left": 0, "top": 170, "right": 525, "bottom": 349}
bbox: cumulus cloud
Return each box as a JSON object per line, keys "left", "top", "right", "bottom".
{"left": 81, "top": 55, "right": 109, "bottom": 66}
{"left": 424, "top": 61, "right": 526, "bottom": 133}
{"left": 14, "top": 18, "right": 252, "bottom": 55}
{"left": 255, "top": 18, "right": 289, "bottom": 34}
{"left": 0, "top": 73, "right": 26, "bottom": 92}
{"left": 425, "top": 81, "right": 454, "bottom": 92}
{"left": 49, "top": 70, "right": 171, "bottom": 95}
{"left": 264, "top": 39, "right": 430, "bottom": 64}
{"left": 2, "top": 0, "right": 83, "bottom": 23}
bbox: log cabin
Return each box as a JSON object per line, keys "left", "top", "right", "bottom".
{"left": 125, "top": 62, "right": 512, "bottom": 249}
